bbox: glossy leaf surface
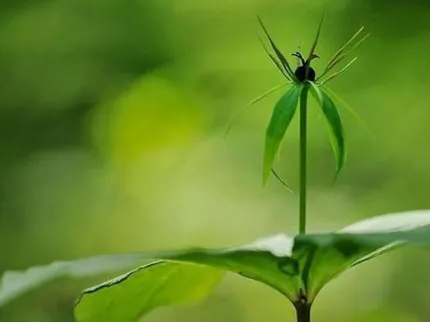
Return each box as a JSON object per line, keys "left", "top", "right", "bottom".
{"left": 263, "top": 84, "right": 302, "bottom": 183}
{"left": 1, "top": 210, "right": 430, "bottom": 321}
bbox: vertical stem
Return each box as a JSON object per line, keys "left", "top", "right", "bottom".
{"left": 295, "top": 301, "right": 311, "bottom": 322}
{"left": 299, "top": 85, "right": 309, "bottom": 235}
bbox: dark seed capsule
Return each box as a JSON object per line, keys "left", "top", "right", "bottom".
{"left": 295, "top": 65, "right": 316, "bottom": 82}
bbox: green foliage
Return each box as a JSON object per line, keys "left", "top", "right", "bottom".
{"left": 309, "top": 83, "right": 346, "bottom": 177}
{"left": 305, "top": 15, "right": 324, "bottom": 62}
{"left": 253, "top": 15, "right": 368, "bottom": 183}
{"left": 320, "top": 85, "right": 374, "bottom": 141}
{"left": 258, "top": 16, "right": 295, "bottom": 80}
{"left": 263, "top": 84, "right": 303, "bottom": 183}
{"left": 74, "top": 262, "right": 223, "bottom": 322}
{"left": 2, "top": 211, "right": 430, "bottom": 321}
{"left": 317, "top": 26, "right": 370, "bottom": 82}
{"left": 225, "top": 82, "right": 292, "bottom": 136}
{"left": 1, "top": 5, "right": 427, "bottom": 322}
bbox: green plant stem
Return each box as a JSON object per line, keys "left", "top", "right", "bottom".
{"left": 295, "top": 301, "right": 311, "bottom": 322}
{"left": 299, "top": 85, "right": 309, "bottom": 235}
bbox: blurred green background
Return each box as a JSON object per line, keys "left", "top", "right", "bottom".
{"left": 1, "top": 0, "right": 430, "bottom": 321}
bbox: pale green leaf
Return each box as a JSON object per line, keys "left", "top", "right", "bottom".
{"left": 320, "top": 85, "right": 374, "bottom": 143}
{"left": 74, "top": 261, "right": 223, "bottom": 322}
{"left": 2, "top": 209, "right": 430, "bottom": 320}
{"left": 225, "top": 82, "right": 292, "bottom": 136}
{"left": 320, "top": 57, "right": 358, "bottom": 85}
{"left": 320, "top": 26, "right": 367, "bottom": 79}
{"left": 0, "top": 253, "right": 149, "bottom": 307}
{"left": 0, "top": 235, "right": 304, "bottom": 322}
{"left": 263, "top": 84, "right": 302, "bottom": 183}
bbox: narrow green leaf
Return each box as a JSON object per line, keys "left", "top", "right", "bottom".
{"left": 306, "top": 15, "right": 324, "bottom": 61}
{"left": 310, "top": 83, "right": 346, "bottom": 178}
{"left": 321, "top": 85, "right": 375, "bottom": 143}
{"left": 324, "top": 27, "right": 364, "bottom": 71}
{"left": 318, "top": 28, "right": 369, "bottom": 80}
{"left": 347, "top": 32, "right": 371, "bottom": 54}
{"left": 263, "top": 84, "right": 302, "bottom": 183}
{"left": 319, "top": 57, "right": 358, "bottom": 85}
{"left": 225, "top": 82, "right": 292, "bottom": 136}
{"left": 324, "top": 53, "right": 347, "bottom": 74}
{"left": 257, "top": 16, "right": 295, "bottom": 80}
{"left": 271, "top": 168, "right": 294, "bottom": 193}
{"left": 308, "top": 81, "right": 323, "bottom": 104}
{"left": 257, "top": 34, "right": 292, "bottom": 80}
{"left": 74, "top": 262, "right": 223, "bottom": 322}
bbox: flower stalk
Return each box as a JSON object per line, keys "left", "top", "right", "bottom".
{"left": 294, "top": 301, "right": 311, "bottom": 322}
{"left": 299, "top": 85, "right": 309, "bottom": 234}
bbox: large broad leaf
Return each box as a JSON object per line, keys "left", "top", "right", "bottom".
{"left": 2, "top": 210, "right": 430, "bottom": 321}
{"left": 295, "top": 209, "right": 430, "bottom": 299}
{"left": 0, "top": 235, "right": 304, "bottom": 320}
{"left": 0, "top": 253, "right": 151, "bottom": 306}
{"left": 74, "top": 261, "right": 223, "bottom": 322}
{"left": 309, "top": 83, "right": 346, "bottom": 178}
{"left": 263, "top": 84, "right": 302, "bottom": 183}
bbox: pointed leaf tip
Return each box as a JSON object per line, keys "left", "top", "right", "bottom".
{"left": 307, "top": 15, "right": 325, "bottom": 61}
{"left": 225, "top": 82, "right": 291, "bottom": 136}
{"left": 257, "top": 16, "right": 295, "bottom": 80}
{"left": 271, "top": 168, "right": 294, "bottom": 193}
{"left": 321, "top": 85, "right": 375, "bottom": 143}
{"left": 263, "top": 85, "right": 302, "bottom": 183}
{"left": 320, "top": 57, "right": 358, "bottom": 85}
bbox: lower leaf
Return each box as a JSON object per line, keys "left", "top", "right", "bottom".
{"left": 2, "top": 210, "right": 430, "bottom": 320}
{"left": 296, "top": 209, "right": 430, "bottom": 300}
{"left": 74, "top": 261, "right": 223, "bottom": 322}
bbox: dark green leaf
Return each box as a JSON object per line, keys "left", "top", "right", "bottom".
{"left": 310, "top": 83, "right": 346, "bottom": 178}
{"left": 263, "top": 84, "right": 302, "bottom": 183}
{"left": 257, "top": 16, "right": 295, "bottom": 80}
{"left": 257, "top": 34, "right": 292, "bottom": 80}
